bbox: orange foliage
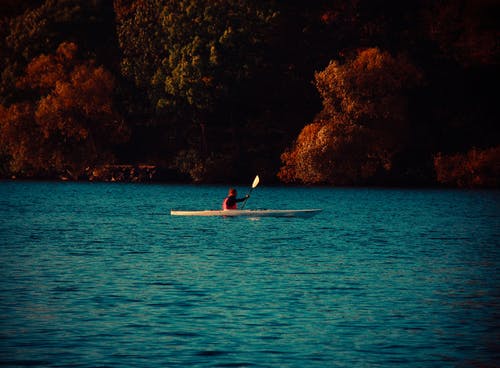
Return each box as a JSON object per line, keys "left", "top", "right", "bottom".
{"left": 278, "top": 119, "right": 386, "bottom": 185}
{"left": 425, "top": 0, "right": 499, "bottom": 67}
{"left": 434, "top": 146, "right": 500, "bottom": 188}
{"left": 1, "top": 42, "right": 129, "bottom": 179}
{"left": 278, "top": 122, "right": 325, "bottom": 183}
{"left": 315, "top": 48, "right": 422, "bottom": 125}
{"left": 320, "top": 10, "right": 338, "bottom": 25}
{"left": 0, "top": 102, "right": 45, "bottom": 175}
{"left": 113, "top": 0, "right": 140, "bottom": 21}
{"left": 17, "top": 42, "right": 78, "bottom": 92}
{"left": 279, "top": 48, "right": 422, "bottom": 185}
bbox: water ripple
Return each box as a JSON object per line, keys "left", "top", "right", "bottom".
{"left": 0, "top": 183, "right": 499, "bottom": 367}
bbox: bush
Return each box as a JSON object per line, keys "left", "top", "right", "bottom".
{"left": 434, "top": 146, "right": 500, "bottom": 188}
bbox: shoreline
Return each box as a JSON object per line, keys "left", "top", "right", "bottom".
{"left": 1, "top": 176, "right": 498, "bottom": 190}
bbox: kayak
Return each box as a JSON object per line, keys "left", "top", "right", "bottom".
{"left": 170, "top": 209, "right": 322, "bottom": 218}
{"left": 170, "top": 209, "right": 322, "bottom": 217}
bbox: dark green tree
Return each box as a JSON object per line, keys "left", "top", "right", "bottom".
{"left": 115, "top": 0, "right": 277, "bottom": 180}
{"left": 117, "top": 0, "right": 275, "bottom": 113}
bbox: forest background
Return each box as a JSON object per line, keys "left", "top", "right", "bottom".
{"left": 0, "top": 0, "right": 498, "bottom": 187}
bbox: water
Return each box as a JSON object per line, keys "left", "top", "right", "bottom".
{"left": 0, "top": 181, "right": 499, "bottom": 367}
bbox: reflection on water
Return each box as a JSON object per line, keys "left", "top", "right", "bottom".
{"left": 0, "top": 182, "right": 499, "bottom": 367}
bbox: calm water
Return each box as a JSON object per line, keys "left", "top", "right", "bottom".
{"left": 0, "top": 181, "right": 499, "bottom": 367}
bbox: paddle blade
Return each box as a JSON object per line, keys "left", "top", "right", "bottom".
{"left": 251, "top": 175, "right": 260, "bottom": 188}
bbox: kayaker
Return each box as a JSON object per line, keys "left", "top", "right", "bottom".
{"left": 222, "top": 188, "right": 249, "bottom": 210}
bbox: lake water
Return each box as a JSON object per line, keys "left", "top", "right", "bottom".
{"left": 0, "top": 181, "right": 499, "bottom": 367}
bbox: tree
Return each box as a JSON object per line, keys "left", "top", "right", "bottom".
{"left": 0, "top": 42, "right": 129, "bottom": 179}
{"left": 0, "top": 102, "right": 41, "bottom": 176}
{"left": 279, "top": 48, "right": 422, "bottom": 185}
{"left": 115, "top": 0, "right": 277, "bottom": 181}
{"left": 434, "top": 146, "right": 500, "bottom": 188}
{"left": 1, "top": 0, "right": 119, "bottom": 105}
{"left": 424, "top": 0, "right": 499, "bottom": 67}
{"left": 117, "top": 0, "right": 275, "bottom": 113}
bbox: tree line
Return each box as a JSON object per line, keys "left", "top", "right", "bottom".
{"left": 0, "top": 0, "right": 498, "bottom": 187}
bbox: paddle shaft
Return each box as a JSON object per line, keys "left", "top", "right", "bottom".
{"left": 241, "top": 188, "right": 254, "bottom": 209}
{"left": 241, "top": 175, "right": 259, "bottom": 209}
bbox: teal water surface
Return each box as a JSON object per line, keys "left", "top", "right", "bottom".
{"left": 1, "top": 182, "right": 499, "bottom": 367}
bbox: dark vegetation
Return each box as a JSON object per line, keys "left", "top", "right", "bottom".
{"left": 0, "top": 0, "right": 498, "bottom": 187}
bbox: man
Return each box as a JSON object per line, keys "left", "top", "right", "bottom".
{"left": 222, "top": 188, "right": 249, "bottom": 210}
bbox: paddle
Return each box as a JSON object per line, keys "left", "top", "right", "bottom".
{"left": 241, "top": 175, "right": 259, "bottom": 209}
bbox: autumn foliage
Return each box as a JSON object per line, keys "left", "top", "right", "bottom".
{"left": 0, "top": 102, "right": 40, "bottom": 174}
{"left": 0, "top": 1, "right": 498, "bottom": 185}
{"left": 425, "top": 0, "right": 499, "bottom": 67}
{"left": 434, "top": 146, "right": 500, "bottom": 188}
{"left": 0, "top": 42, "right": 128, "bottom": 178}
{"left": 279, "top": 48, "right": 422, "bottom": 185}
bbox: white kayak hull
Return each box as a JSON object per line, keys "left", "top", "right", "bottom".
{"left": 170, "top": 209, "right": 322, "bottom": 218}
